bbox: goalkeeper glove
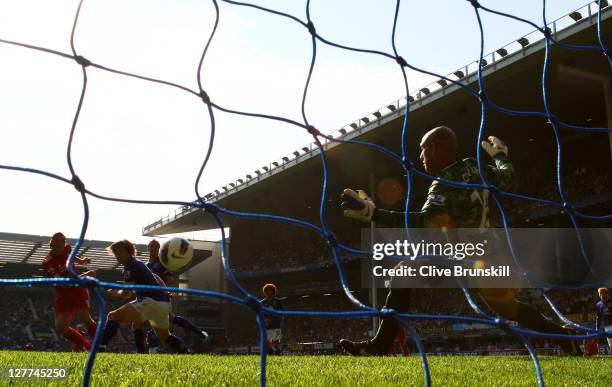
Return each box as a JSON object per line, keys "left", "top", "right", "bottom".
{"left": 481, "top": 136, "right": 508, "bottom": 158}
{"left": 341, "top": 188, "right": 376, "bottom": 222}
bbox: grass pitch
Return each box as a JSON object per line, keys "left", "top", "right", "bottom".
{"left": 0, "top": 351, "right": 610, "bottom": 386}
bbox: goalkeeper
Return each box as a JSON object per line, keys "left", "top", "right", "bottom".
{"left": 339, "top": 126, "right": 580, "bottom": 356}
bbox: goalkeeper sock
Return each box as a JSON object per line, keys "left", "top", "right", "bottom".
{"left": 172, "top": 315, "right": 203, "bottom": 337}
{"left": 371, "top": 288, "right": 412, "bottom": 352}
{"left": 513, "top": 302, "right": 566, "bottom": 334}
{"left": 133, "top": 329, "right": 146, "bottom": 353}
{"left": 101, "top": 320, "right": 119, "bottom": 346}
{"left": 513, "top": 302, "right": 581, "bottom": 355}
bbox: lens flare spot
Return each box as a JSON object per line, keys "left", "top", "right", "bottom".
{"left": 377, "top": 178, "right": 403, "bottom": 206}
{"left": 473, "top": 260, "right": 486, "bottom": 270}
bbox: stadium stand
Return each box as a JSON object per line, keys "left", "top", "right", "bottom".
{"left": 0, "top": 286, "right": 225, "bottom": 354}
{"left": 140, "top": 5, "right": 612, "bottom": 360}
{"left": 143, "top": 3, "right": 612, "bottom": 236}
{"left": 0, "top": 288, "right": 133, "bottom": 352}
{"left": 0, "top": 234, "right": 220, "bottom": 353}
{"left": 3, "top": 285, "right": 601, "bottom": 355}
{"left": 0, "top": 233, "right": 152, "bottom": 279}
{"left": 222, "top": 287, "right": 608, "bottom": 355}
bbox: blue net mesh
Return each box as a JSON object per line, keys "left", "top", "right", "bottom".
{"left": 1, "top": 0, "right": 611, "bottom": 386}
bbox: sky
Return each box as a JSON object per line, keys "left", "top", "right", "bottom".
{"left": 0, "top": 0, "right": 594, "bottom": 243}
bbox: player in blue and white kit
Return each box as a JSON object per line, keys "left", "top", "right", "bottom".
{"left": 261, "top": 283, "right": 284, "bottom": 355}
{"left": 99, "top": 239, "right": 189, "bottom": 353}
{"left": 144, "top": 240, "right": 209, "bottom": 353}
{"left": 595, "top": 288, "right": 612, "bottom": 353}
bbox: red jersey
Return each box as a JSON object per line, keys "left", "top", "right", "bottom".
{"left": 42, "top": 245, "right": 89, "bottom": 313}
{"left": 42, "top": 245, "right": 81, "bottom": 279}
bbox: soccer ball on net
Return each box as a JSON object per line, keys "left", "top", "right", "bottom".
{"left": 160, "top": 237, "right": 194, "bottom": 272}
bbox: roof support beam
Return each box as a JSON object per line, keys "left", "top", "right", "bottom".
{"left": 21, "top": 242, "right": 42, "bottom": 263}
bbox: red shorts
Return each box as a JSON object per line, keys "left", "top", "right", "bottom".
{"left": 54, "top": 288, "right": 90, "bottom": 315}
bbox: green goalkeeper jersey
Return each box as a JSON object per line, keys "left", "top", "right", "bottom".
{"left": 374, "top": 155, "right": 517, "bottom": 229}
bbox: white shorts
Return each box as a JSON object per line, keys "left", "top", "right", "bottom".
{"left": 266, "top": 328, "right": 282, "bottom": 342}
{"left": 128, "top": 298, "right": 171, "bottom": 329}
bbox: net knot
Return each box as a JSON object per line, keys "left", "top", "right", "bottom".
{"left": 467, "top": 0, "right": 480, "bottom": 8}
{"left": 395, "top": 56, "right": 408, "bottom": 67}
{"left": 74, "top": 55, "right": 91, "bottom": 67}
{"left": 306, "top": 125, "right": 320, "bottom": 137}
{"left": 71, "top": 175, "right": 86, "bottom": 193}
{"left": 562, "top": 201, "right": 572, "bottom": 211}
{"left": 202, "top": 202, "right": 219, "bottom": 214}
{"left": 380, "top": 308, "right": 396, "bottom": 317}
{"left": 478, "top": 91, "right": 488, "bottom": 104}
{"left": 324, "top": 231, "right": 338, "bottom": 248}
{"left": 306, "top": 21, "right": 316, "bottom": 36}
{"left": 244, "top": 294, "right": 263, "bottom": 312}
{"left": 402, "top": 157, "right": 414, "bottom": 171}
{"left": 541, "top": 27, "right": 552, "bottom": 39}
{"left": 546, "top": 115, "right": 559, "bottom": 127}
{"left": 199, "top": 89, "right": 211, "bottom": 105}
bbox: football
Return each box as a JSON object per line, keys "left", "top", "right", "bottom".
{"left": 160, "top": 237, "right": 194, "bottom": 272}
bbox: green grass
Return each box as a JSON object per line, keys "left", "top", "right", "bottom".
{"left": 0, "top": 351, "right": 610, "bottom": 386}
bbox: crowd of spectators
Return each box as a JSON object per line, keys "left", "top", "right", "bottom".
{"left": 231, "top": 221, "right": 361, "bottom": 273}
{"left": 0, "top": 288, "right": 139, "bottom": 352}
{"left": 500, "top": 137, "right": 612, "bottom": 226}
{"left": 224, "top": 285, "right": 607, "bottom": 353}
{"left": 504, "top": 167, "right": 612, "bottom": 225}
{"left": 523, "top": 288, "right": 598, "bottom": 322}
{"left": 0, "top": 280, "right": 607, "bottom": 354}
{"left": 0, "top": 289, "right": 60, "bottom": 351}
{"left": 279, "top": 290, "right": 479, "bottom": 345}
{"left": 230, "top": 139, "right": 612, "bottom": 276}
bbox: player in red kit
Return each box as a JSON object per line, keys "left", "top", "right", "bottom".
{"left": 41, "top": 232, "right": 97, "bottom": 351}
{"left": 388, "top": 326, "right": 408, "bottom": 356}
